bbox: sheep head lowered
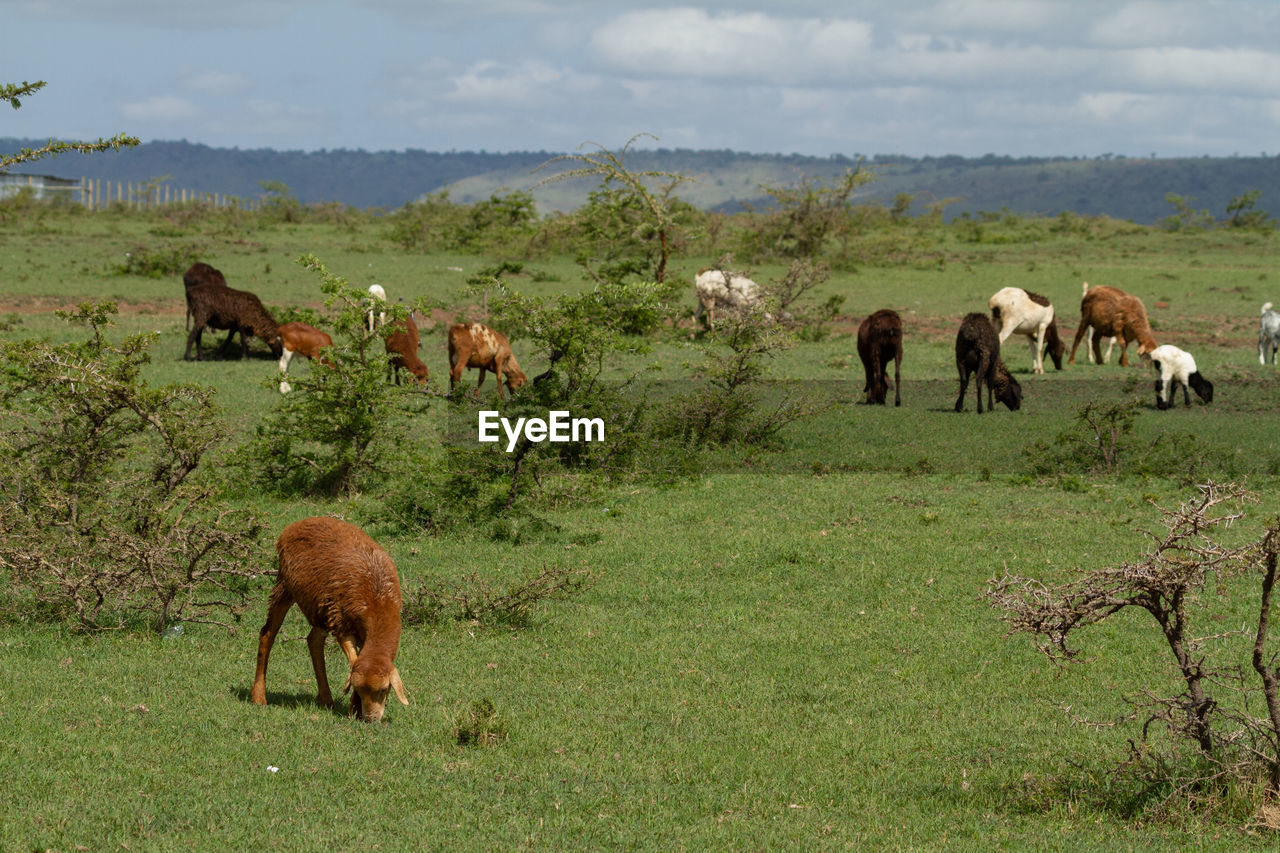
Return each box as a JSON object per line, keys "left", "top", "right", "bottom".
{"left": 251, "top": 516, "right": 410, "bottom": 723}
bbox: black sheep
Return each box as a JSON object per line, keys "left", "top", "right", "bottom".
{"left": 954, "top": 312, "right": 1022, "bottom": 413}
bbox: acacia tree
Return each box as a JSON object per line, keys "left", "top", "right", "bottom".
{"left": 535, "top": 134, "right": 693, "bottom": 285}
{"left": 1, "top": 80, "right": 138, "bottom": 172}
{"left": 986, "top": 483, "right": 1280, "bottom": 802}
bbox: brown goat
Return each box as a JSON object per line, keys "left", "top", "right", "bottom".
{"left": 182, "top": 262, "right": 228, "bottom": 331}
{"left": 277, "top": 321, "right": 333, "bottom": 393}
{"left": 447, "top": 322, "right": 527, "bottom": 398}
{"left": 955, "top": 312, "right": 1022, "bottom": 413}
{"left": 184, "top": 284, "right": 283, "bottom": 361}
{"left": 857, "top": 309, "right": 903, "bottom": 406}
{"left": 384, "top": 313, "right": 428, "bottom": 385}
{"left": 250, "top": 516, "right": 409, "bottom": 723}
{"left": 1068, "top": 282, "right": 1157, "bottom": 367}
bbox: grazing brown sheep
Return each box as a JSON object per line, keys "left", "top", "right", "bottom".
{"left": 955, "top": 312, "right": 1022, "bottom": 413}
{"left": 250, "top": 516, "right": 409, "bottom": 723}
{"left": 182, "top": 262, "right": 228, "bottom": 331}
{"left": 184, "top": 284, "right": 282, "bottom": 361}
{"left": 857, "top": 309, "right": 903, "bottom": 406}
{"left": 384, "top": 313, "right": 428, "bottom": 385}
{"left": 277, "top": 322, "right": 334, "bottom": 393}
{"left": 1069, "top": 282, "right": 1157, "bottom": 367}
{"left": 447, "top": 322, "right": 527, "bottom": 398}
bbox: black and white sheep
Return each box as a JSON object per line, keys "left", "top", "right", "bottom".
{"left": 954, "top": 312, "right": 1022, "bottom": 413}
{"left": 1150, "top": 344, "right": 1213, "bottom": 409}
{"left": 1260, "top": 302, "right": 1280, "bottom": 365}
{"left": 184, "top": 284, "right": 283, "bottom": 361}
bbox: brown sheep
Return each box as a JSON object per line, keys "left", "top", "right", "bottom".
{"left": 857, "top": 309, "right": 903, "bottom": 406}
{"left": 182, "top": 262, "right": 228, "bottom": 331}
{"left": 277, "top": 322, "right": 333, "bottom": 393}
{"left": 447, "top": 322, "right": 527, "bottom": 398}
{"left": 184, "top": 284, "right": 283, "bottom": 361}
{"left": 384, "top": 313, "right": 428, "bottom": 385}
{"left": 250, "top": 516, "right": 409, "bottom": 723}
{"left": 955, "top": 312, "right": 1022, "bottom": 413}
{"left": 1068, "top": 282, "right": 1157, "bottom": 367}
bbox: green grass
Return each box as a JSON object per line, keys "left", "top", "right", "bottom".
{"left": 3, "top": 207, "right": 1280, "bottom": 848}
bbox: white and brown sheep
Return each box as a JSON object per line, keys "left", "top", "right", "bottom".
{"left": 184, "top": 283, "right": 283, "bottom": 361}
{"left": 692, "top": 267, "right": 763, "bottom": 333}
{"left": 384, "top": 312, "right": 428, "bottom": 385}
{"left": 1150, "top": 344, "right": 1214, "bottom": 409}
{"left": 988, "top": 286, "right": 1064, "bottom": 373}
{"left": 1068, "top": 282, "right": 1157, "bottom": 367}
{"left": 955, "top": 312, "right": 1022, "bottom": 413}
{"left": 277, "top": 321, "right": 333, "bottom": 393}
{"left": 857, "top": 309, "right": 903, "bottom": 406}
{"left": 1259, "top": 302, "right": 1280, "bottom": 365}
{"left": 447, "top": 322, "right": 527, "bottom": 398}
{"left": 250, "top": 516, "right": 409, "bottom": 723}
{"left": 182, "top": 261, "right": 228, "bottom": 332}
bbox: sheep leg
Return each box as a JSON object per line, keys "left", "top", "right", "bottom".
{"left": 307, "top": 626, "right": 335, "bottom": 708}
{"left": 250, "top": 585, "right": 294, "bottom": 705}
{"left": 1091, "top": 330, "right": 1105, "bottom": 366}
{"left": 1180, "top": 379, "right": 1191, "bottom": 407}
{"left": 1032, "top": 326, "right": 1046, "bottom": 374}
{"left": 215, "top": 328, "right": 238, "bottom": 360}
{"left": 474, "top": 368, "right": 487, "bottom": 398}
{"left": 955, "top": 364, "right": 970, "bottom": 413}
{"left": 1069, "top": 319, "right": 1090, "bottom": 365}
{"left": 336, "top": 637, "right": 363, "bottom": 719}
{"left": 978, "top": 353, "right": 991, "bottom": 414}
{"left": 184, "top": 324, "right": 204, "bottom": 361}
{"left": 1117, "top": 333, "right": 1130, "bottom": 367}
{"left": 892, "top": 347, "right": 901, "bottom": 407}
{"left": 278, "top": 349, "right": 294, "bottom": 394}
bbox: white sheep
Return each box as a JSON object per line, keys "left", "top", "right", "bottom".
{"left": 1259, "top": 302, "right": 1280, "bottom": 365}
{"left": 988, "top": 286, "right": 1064, "bottom": 374}
{"left": 692, "top": 267, "right": 763, "bottom": 333}
{"left": 366, "top": 283, "right": 388, "bottom": 334}
{"left": 1150, "top": 344, "right": 1214, "bottom": 409}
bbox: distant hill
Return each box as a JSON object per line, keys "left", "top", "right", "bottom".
{"left": 3, "top": 138, "right": 1278, "bottom": 224}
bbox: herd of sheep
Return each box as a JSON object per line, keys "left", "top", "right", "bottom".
{"left": 180, "top": 261, "right": 525, "bottom": 398}
{"left": 185, "top": 261, "right": 1263, "bottom": 722}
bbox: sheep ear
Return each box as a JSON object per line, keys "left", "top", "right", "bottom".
{"left": 391, "top": 667, "right": 409, "bottom": 705}
{"left": 342, "top": 672, "right": 353, "bottom": 695}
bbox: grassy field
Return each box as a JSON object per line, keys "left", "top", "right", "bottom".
{"left": 2, "top": 207, "right": 1280, "bottom": 849}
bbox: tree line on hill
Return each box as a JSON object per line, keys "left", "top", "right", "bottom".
{"left": 2, "top": 136, "right": 1277, "bottom": 224}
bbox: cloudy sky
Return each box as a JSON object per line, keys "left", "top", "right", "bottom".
{"left": 4, "top": 0, "right": 1278, "bottom": 158}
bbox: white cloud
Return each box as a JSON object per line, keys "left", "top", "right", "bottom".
{"left": 591, "top": 8, "right": 872, "bottom": 85}
{"left": 1118, "top": 46, "right": 1280, "bottom": 96}
{"left": 444, "top": 60, "right": 597, "bottom": 104}
{"left": 120, "top": 95, "right": 198, "bottom": 120}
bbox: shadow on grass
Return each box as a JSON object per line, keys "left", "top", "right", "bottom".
{"left": 230, "top": 686, "right": 351, "bottom": 718}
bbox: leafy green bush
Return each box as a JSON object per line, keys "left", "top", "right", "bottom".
{"left": 108, "top": 243, "right": 205, "bottom": 277}
{"left": 232, "top": 255, "right": 424, "bottom": 496}
{"left": 0, "top": 303, "right": 262, "bottom": 631}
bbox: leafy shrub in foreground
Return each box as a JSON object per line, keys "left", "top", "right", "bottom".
{"left": 0, "top": 303, "right": 262, "bottom": 632}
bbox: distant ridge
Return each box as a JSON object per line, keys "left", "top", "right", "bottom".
{"left": 3, "top": 138, "right": 1278, "bottom": 224}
